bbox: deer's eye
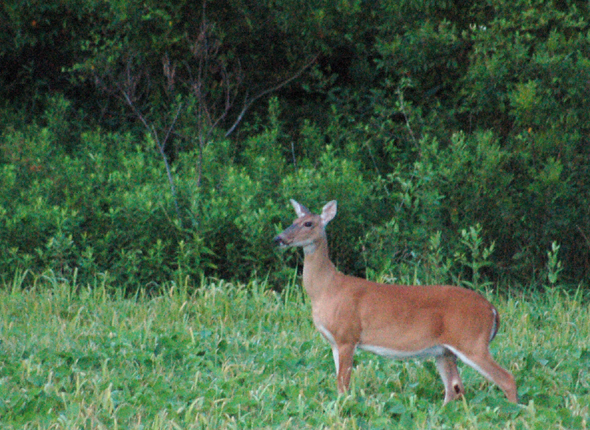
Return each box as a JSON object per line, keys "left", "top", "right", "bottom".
{"left": 304, "top": 221, "right": 313, "bottom": 228}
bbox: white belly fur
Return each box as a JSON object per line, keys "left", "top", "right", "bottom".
{"left": 358, "top": 344, "right": 446, "bottom": 360}
{"left": 316, "top": 322, "right": 446, "bottom": 370}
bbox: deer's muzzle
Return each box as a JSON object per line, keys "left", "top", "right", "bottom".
{"left": 274, "top": 235, "right": 287, "bottom": 247}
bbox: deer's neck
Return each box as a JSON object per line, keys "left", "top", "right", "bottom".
{"left": 302, "top": 235, "right": 338, "bottom": 301}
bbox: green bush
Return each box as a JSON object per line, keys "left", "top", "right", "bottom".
{"left": 1, "top": 88, "right": 588, "bottom": 291}
{"left": 2, "top": 0, "right": 590, "bottom": 289}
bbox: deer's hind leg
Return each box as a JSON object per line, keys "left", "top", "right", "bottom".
{"left": 436, "top": 350, "right": 465, "bottom": 404}
{"left": 446, "top": 344, "right": 518, "bottom": 403}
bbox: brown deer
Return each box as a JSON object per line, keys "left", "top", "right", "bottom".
{"left": 274, "top": 199, "right": 517, "bottom": 404}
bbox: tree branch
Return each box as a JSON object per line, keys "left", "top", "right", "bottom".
{"left": 224, "top": 53, "right": 319, "bottom": 138}
{"left": 120, "top": 86, "right": 184, "bottom": 226}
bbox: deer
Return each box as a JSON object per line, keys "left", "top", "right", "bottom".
{"left": 274, "top": 199, "right": 517, "bottom": 404}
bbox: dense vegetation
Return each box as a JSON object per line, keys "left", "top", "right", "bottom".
{"left": 2, "top": 2, "right": 588, "bottom": 427}
{"left": 2, "top": 0, "right": 590, "bottom": 290}
{"left": 0, "top": 274, "right": 588, "bottom": 428}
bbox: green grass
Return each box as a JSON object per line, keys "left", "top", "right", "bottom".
{"left": 0, "top": 273, "right": 588, "bottom": 429}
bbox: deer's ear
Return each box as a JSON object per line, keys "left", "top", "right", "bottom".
{"left": 320, "top": 200, "right": 337, "bottom": 226}
{"left": 290, "top": 199, "right": 311, "bottom": 218}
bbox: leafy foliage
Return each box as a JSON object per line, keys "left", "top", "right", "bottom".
{"left": 0, "top": 274, "right": 588, "bottom": 428}
{"left": 1, "top": 0, "right": 590, "bottom": 288}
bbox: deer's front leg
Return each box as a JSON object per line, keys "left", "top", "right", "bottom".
{"left": 336, "top": 344, "right": 355, "bottom": 393}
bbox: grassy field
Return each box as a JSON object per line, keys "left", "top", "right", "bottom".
{"left": 0, "top": 273, "right": 588, "bottom": 429}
